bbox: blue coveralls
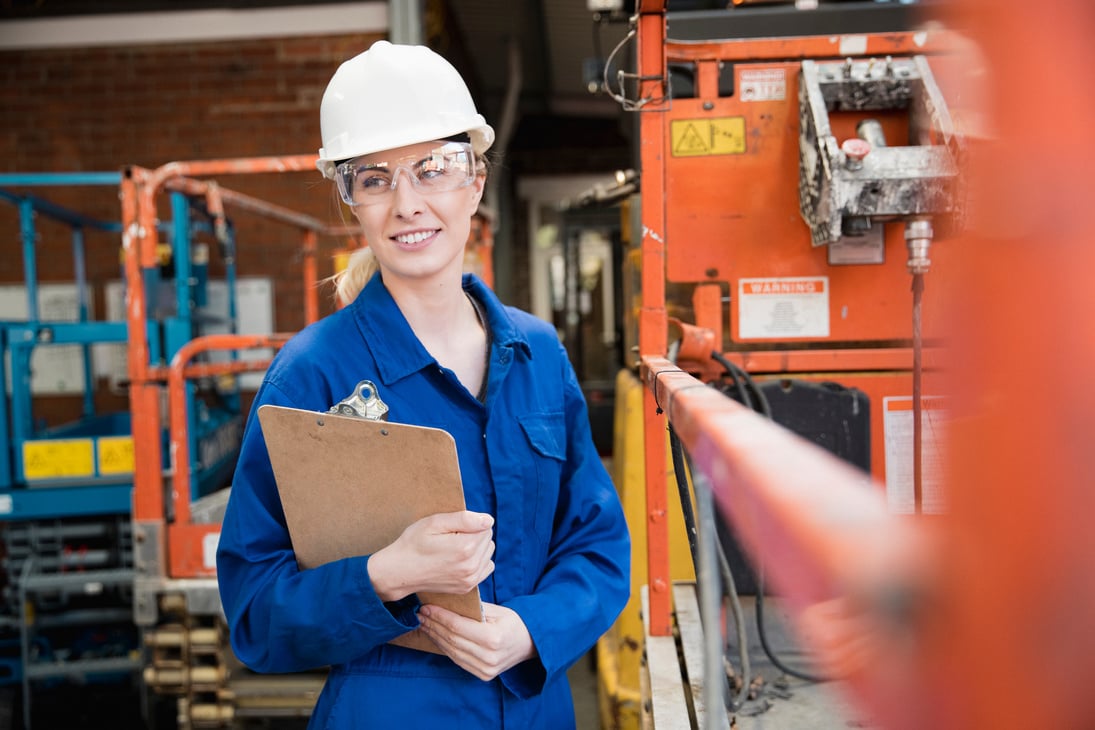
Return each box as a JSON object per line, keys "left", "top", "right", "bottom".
{"left": 217, "top": 273, "right": 631, "bottom": 728}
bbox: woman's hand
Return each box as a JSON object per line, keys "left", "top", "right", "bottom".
{"left": 368, "top": 511, "right": 495, "bottom": 602}
{"left": 417, "top": 602, "right": 536, "bottom": 681}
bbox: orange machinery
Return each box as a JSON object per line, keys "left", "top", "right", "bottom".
{"left": 632, "top": 0, "right": 965, "bottom": 634}
{"left": 610, "top": 0, "right": 1095, "bottom": 728}
{"left": 120, "top": 157, "right": 360, "bottom": 727}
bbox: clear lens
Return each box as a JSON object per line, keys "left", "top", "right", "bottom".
{"left": 334, "top": 142, "right": 475, "bottom": 206}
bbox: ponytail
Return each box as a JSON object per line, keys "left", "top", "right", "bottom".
{"left": 331, "top": 246, "right": 378, "bottom": 306}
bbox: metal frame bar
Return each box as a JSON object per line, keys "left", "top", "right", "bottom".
{"left": 641, "top": 356, "right": 928, "bottom": 726}
{"left": 122, "top": 156, "right": 356, "bottom": 581}
{"left": 637, "top": 0, "right": 673, "bottom": 638}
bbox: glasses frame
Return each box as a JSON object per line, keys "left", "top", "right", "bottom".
{"left": 333, "top": 141, "right": 477, "bottom": 207}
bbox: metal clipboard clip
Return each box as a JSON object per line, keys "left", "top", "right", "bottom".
{"left": 328, "top": 379, "right": 389, "bottom": 421}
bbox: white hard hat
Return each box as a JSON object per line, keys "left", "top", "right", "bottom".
{"left": 316, "top": 40, "right": 495, "bottom": 179}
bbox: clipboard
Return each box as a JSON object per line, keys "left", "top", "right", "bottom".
{"left": 257, "top": 404, "right": 483, "bottom": 654}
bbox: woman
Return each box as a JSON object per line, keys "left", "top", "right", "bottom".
{"left": 216, "top": 40, "right": 630, "bottom": 729}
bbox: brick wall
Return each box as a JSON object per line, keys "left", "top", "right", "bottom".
{"left": 1, "top": 32, "right": 383, "bottom": 325}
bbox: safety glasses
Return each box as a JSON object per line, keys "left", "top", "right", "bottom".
{"left": 334, "top": 141, "right": 476, "bottom": 206}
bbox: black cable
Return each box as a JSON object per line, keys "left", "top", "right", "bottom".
{"left": 668, "top": 425, "right": 699, "bottom": 569}
{"left": 754, "top": 565, "right": 825, "bottom": 683}
{"left": 716, "top": 530, "right": 752, "bottom": 710}
{"left": 711, "top": 351, "right": 754, "bottom": 412}
{"left": 710, "top": 351, "right": 826, "bottom": 684}
{"left": 710, "top": 351, "right": 770, "bottom": 418}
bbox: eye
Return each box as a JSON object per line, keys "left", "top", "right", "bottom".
{"left": 356, "top": 169, "right": 392, "bottom": 190}
{"left": 416, "top": 159, "right": 448, "bottom": 181}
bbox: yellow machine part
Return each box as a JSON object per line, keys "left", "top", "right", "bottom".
{"left": 596, "top": 368, "right": 697, "bottom": 730}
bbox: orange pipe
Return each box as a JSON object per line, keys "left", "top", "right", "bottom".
{"left": 125, "top": 157, "right": 353, "bottom": 525}
{"left": 165, "top": 175, "right": 341, "bottom": 234}
{"left": 637, "top": 0, "right": 673, "bottom": 637}
{"left": 122, "top": 168, "right": 168, "bottom": 523}
{"left": 641, "top": 356, "right": 922, "bottom": 607}
{"left": 302, "top": 230, "right": 319, "bottom": 326}
{"left": 166, "top": 333, "right": 291, "bottom": 529}
{"left": 641, "top": 356, "right": 932, "bottom": 724}
{"left": 137, "top": 156, "right": 317, "bottom": 280}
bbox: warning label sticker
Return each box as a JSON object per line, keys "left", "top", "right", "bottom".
{"left": 97, "top": 435, "right": 135, "bottom": 475}
{"left": 737, "top": 276, "right": 829, "bottom": 339}
{"left": 670, "top": 117, "right": 746, "bottom": 157}
{"left": 883, "top": 396, "right": 948, "bottom": 515}
{"left": 739, "top": 68, "right": 786, "bottom": 102}
{"left": 23, "top": 438, "right": 94, "bottom": 480}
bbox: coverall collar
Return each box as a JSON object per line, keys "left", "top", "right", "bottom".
{"left": 350, "top": 271, "right": 530, "bottom": 387}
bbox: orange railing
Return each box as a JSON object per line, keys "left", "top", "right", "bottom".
{"left": 121, "top": 157, "right": 358, "bottom": 579}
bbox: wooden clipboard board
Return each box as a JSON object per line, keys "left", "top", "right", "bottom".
{"left": 257, "top": 404, "right": 483, "bottom": 654}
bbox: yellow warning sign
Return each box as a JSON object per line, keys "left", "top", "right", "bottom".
{"left": 98, "top": 436, "right": 135, "bottom": 475}
{"left": 23, "top": 439, "right": 95, "bottom": 480}
{"left": 670, "top": 117, "right": 746, "bottom": 157}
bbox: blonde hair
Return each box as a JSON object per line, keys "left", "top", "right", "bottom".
{"left": 331, "top": 246, "right": 379, "bottom": 306}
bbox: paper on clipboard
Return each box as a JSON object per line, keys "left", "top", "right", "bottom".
{"left": 257, "top": 404, "right": 483, "bottom": 654}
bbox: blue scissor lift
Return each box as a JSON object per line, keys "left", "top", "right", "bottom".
{"left": 0, "top": 172, "right": 249, "bottom": 725}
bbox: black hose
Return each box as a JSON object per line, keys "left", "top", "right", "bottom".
{"left": 710, "top": 351, "right": 769, "bottom": 418}
{"left": 668, "top": 425, "right": 699, "bottom": 569}
{"left": 711, "top": 351, "right": 754, "bottom": 412}
{"left": 754, "top": 565, "right": 825, "bottom": 683}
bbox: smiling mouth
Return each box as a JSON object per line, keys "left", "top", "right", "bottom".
{"left": 393, "top": 230, "right": 437, "bottom": 245}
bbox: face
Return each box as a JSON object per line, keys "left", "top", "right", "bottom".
{"left": 347, "top": 140, "right": 485, "bottom": 286}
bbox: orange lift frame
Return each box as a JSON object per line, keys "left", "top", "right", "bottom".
{"left": 120, "top": 157, "right": 356, "bottom": 585}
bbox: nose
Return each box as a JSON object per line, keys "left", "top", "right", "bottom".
{"left": 389, "top": 167, "right": 425, "bottom": 217}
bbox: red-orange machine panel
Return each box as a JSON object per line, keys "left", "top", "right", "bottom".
{"left": 663, "top": 52, "right": 956, "bottom": 346}
{"left": 656, "top": 33, "right": 962, "bottom": 490}
{"left": 636, "top": 15, "right": 965, "bottom": 635}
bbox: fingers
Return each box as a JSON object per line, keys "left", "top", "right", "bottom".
{"left": 426, "top": 510, "right": 493, "bottom": 534}
{"left": 417, "top": 606, "right": 494, "bottom": 680}
{"left": 444, "top": 539, "right": 493, "bottom": 593}
{"left": 373, "top": 511, "right": 495, "bottom": 598}
{"left": 417, "top": 603, "right": 535, "bottom": 682}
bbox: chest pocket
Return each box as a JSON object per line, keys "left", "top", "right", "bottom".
{"left": 518, "top": 412, "right": 566, "bottom": 536}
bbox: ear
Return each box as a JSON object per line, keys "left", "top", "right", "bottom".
{"left": 468, "top": 173, "right": 486, "bottom": 212}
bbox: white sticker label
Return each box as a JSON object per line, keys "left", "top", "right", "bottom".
{"left": 883, "top": 396, "right": 947, "bottom": 515}
{"left": 739, "top": 68, "right": 786, "bottom": 102}
{"left": 839, "top": 35, "right": 868, "bottom": 56}
{"left": 738, "top": 277, "right": 829, "bottom": 339}
{"left": 203, "top": 531, "right": 221, "bottom": 570}
{"left": 0, "top": 494, "right": 11, "bottom": 515}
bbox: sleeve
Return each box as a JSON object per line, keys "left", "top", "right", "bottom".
{"left": 500, "top": 343, "right": 631, "bottom": 698}
{"left": 216, "top": 380, "right": 421, "bottom": 673}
